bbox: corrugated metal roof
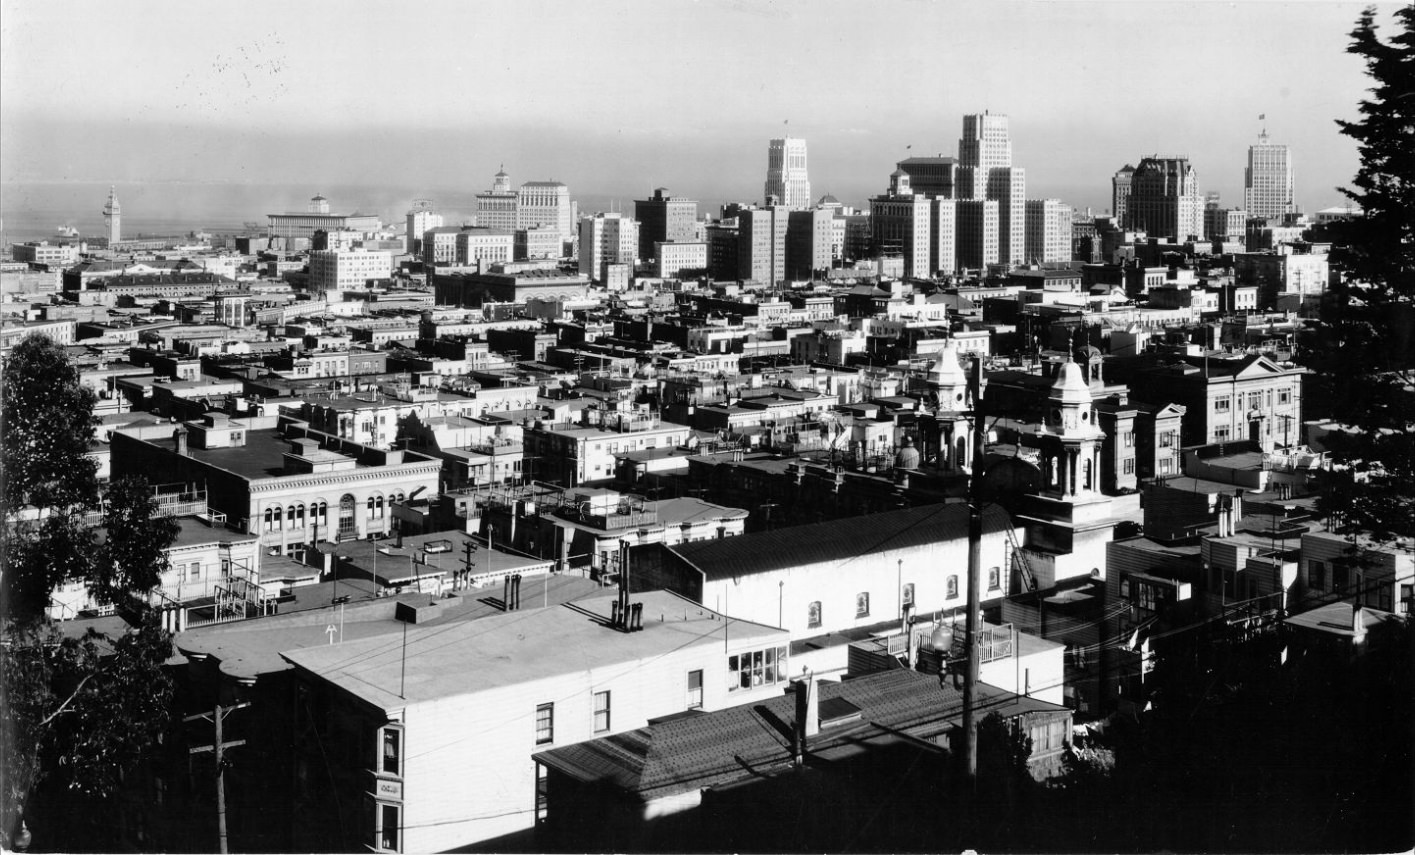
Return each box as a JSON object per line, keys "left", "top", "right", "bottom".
{"left": 671, "top": 503, "right": 1012, "bottom": 582}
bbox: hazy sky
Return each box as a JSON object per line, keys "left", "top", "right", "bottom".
{"left": 1, "top": 0, "right": 1402, "bottom": 218}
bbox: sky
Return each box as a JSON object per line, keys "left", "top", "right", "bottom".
{"left": 0, "top": 0, "right": 1403, "bottom": 224}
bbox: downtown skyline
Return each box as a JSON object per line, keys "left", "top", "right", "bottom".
{"left": 1, "top": 1, "right": 1402, "bottom": 222}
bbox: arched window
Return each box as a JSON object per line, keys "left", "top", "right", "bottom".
{"left": 271, "top": 505, "right": 283, "bottom": 531}
{"left": 264, "top": 507, "right": 275, "bottom": 532}
{"left": 312, "top": 501, "right": 327, "bottom": 528}
{"left": 287, "top": 505, "right": 297, "bottom": 527}
{"left": 295, "top": 504, "right": 306, "bottom": 527}
{"left": 338, "top": 494, "right": 357, "bottom": 538}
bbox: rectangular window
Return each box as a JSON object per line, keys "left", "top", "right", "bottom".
{"left": 1332, "top": 562, "right": 1350, "bottom": 593}
{"left": 728, "top": 646, "right": 787, "bottom": 693}
{"left": 1278, "top": 389, "right": 1291, "bottom": 405}
{"left": 687, "top": 670, "right": 703, "bottom": 710}
{"left": 855, "top": 592, "right": 870, "bottom": 618}
{"left": 535, "top": 764, "right": 549, "bottom": 825}
{"left": 1159, "top": 432, "right": 1174, "bottom": 448}
{"left": 1123, "top": 431, "right": 1134, "bottom": 448}
{"left": 807, "top": 601, "right": 821, "bottom": 629}
{"left": 1215, "top": 427, "right": 1231, "bottom": 441}
{"left": 947, "top": 575, "right": 958, "bottom": 599}
{"left": 380, "top": 726, "right": 402, "bottom": 776}
{"left": 377, "top": 803, "right": 400, "bottom": 852}
{"left": 1401, "top": 584, "right": 1413, "bottom": 615}
{"left": 189, "top": 562, "right": 200, "bottom": 580}
{"left": 1214, "top": 396, "right": 1231, "bottom": 412}
{"left": 1308, "top": 559, "right": 1325, "bottom": 591}
{"left": 535, "top": 703, "right": 554, "bottom": 745}
{"left": 593, "top": 691, "right": 610, "bottom": 733}
{"left": 902, "top": 583, "right": 915, "bottom": 608}
{"left": 1123, "top": 458, "right": 1135, "bottom": 474}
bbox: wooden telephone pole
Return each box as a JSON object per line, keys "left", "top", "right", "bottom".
{"left": 186, "top": 702, "right": 249, "bottom": 855}
{"left": 961, "top": 353, "right": 987, "bottom": 787}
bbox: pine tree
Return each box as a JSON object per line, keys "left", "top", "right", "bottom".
{"left": 1308, "top": 4, "right": 1415, "bottom": 539}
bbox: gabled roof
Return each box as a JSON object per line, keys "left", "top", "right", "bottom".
{"left": 670, "top": 503, "right": 1013, "bottom": 582}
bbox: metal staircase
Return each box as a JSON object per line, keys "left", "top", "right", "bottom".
{"left": 1004, "top": 523, "right": 1039, "bottom": 592}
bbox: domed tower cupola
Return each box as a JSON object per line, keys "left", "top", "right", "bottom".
{"left": 930, "top": 339, "right": 969, "bottom": 410}
{"left": 1047, "top": 358, "right": 1095, "bottom": 437}
{"left": 1038, "top": 357, "right": 1105, "bottom": 497}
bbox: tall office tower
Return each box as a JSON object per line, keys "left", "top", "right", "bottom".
{"left": 958, "top": 113, "right": 1024, "bottom": 265}
{"left": 1244, "top": 131, "right": 1294, "bottom": 220}
{"left": 958, "top": 113, "right": 1013, "bottom": 172}
{"left": 517, "top": 181, "right": 574, "bottom": 241}
{"left": 578, "top": 213, "right": 639, "bottom": 280}
{"left": 763, "top": 138, "right": 812, "bottom": 209}
{"left": 476, "top": 168, "right": 518, "bottom": 231}
{"left": 988, "top": 167, "right": 1026, "bottom": 265}
{"left": 738, "top": 207, "right": 788, "bottom": 284}
{"left": 870, "top": 170, "right": 932, "bottom": 279}
{"left": 309, "top": 194, "right": 331, "bottom": 214}
{"left": 102, "top": 186, "right": 121, "bottom": 243}
{"left": 405, "top": 200, "right": 443, "bottom": 256}
{"left": 931, "top": 198, "right": 958, "bottom": 276}
{"left": 1025, "top": 199, "right": 1074, "bottom": 263}
{"left": 786, "top": 208, "right": 834, "bottom": 280}
{"left": 1112, "top": 165, "right": 1135, "bottom": 225}
{"left": 634, "top": 188, "right": 698, "bottom": 261}
{"left": 1128, "top": 156, "right": 1204, "bottom": 241}
{"left": 896, "top": 156, "right": 957, "bottom": 199}
{"left": 955, "top": 199, "right": 999, "bottom": 270}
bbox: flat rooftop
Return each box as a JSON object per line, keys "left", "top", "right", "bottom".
{"left": 282, "top": 589, "right": 784, "bottom": 711}
{"left": 175, "top": 574, "right": 604, "bottom": 682}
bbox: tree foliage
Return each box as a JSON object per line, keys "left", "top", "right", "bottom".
{"left": 1306, "top": 4, "right": 1415, "bottom": 540}
{"left": 1, "top": 334, "right": 99, "bottom": 511}
{"left": 1, "top": 334, "right": 180, "bottom": 850}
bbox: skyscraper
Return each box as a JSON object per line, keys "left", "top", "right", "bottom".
{"left": 1112, "top": 165, "right": 1135, "bottom": 225}
{"left": 634, "top": 188, "right": 698, "bottom": 261}
{"left": 958, "top": 113, "right": 1025, "bottom": 265}
{"left": 1025, "top": 199, "right": 1074, "bottom": 263}
{"left": 764, "top": 138, "right": 811, "bottom": 209}
{"left": 870, "top": 170, "right": 932, "bottom": 279}
{"left": 1244, "top": 131, "right": 1295, "bottom": 220}
{"left": 578, "top": 213, "right": 639, "bottom": 280}
{"left": 1128, "top": 157, "right": 1204, "bottom": 241}
{"left": 738, "top": 206, "right": 788, "bottom": 284}
{"left": 958, "top": 113, "right": 1012, "bottom": 173}
{"left": 103, "top": 186, "right": 121, "bottom": 244}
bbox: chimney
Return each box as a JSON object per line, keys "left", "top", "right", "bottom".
{"left": 174, "top": 425, "right": 189, "bottom": 456}
{"left": 1351, "top": 603, "right": 1366, "bottom": 642}
{"left": 794, "top": 672, "right": 819, "bottom": 760}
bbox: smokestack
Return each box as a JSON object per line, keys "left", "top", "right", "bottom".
{"left": 174, "top": 425, "right": 189, "bottom": 456}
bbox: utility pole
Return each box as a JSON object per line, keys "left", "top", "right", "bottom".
{"left": 186, "top": 702, "right": 250, "bottom": 855}
{"left": 962, "top": 353, "right": 987, "bottom": 787}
